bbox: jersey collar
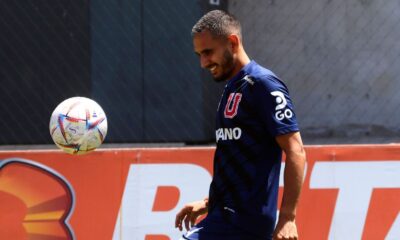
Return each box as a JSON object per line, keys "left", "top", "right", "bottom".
{"left": 226, "top": 60, "right": 257, "bottom": 88}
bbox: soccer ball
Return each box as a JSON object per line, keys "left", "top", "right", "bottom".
{"left": 49, "top": 97, "right": 108, "bottom": 155}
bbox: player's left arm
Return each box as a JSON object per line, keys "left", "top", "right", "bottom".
{"left": 273, "top": 131, "right": 306, "bottom": 240}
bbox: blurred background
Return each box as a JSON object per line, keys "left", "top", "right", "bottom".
{"left": 1, "top": 0, "right": 400, "bottom": 147}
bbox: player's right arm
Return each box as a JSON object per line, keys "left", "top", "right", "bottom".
{"left": 175, "top": 198, "right": 209, "bottom": 231}
{"left": 273, "top": 131, "right": 305, "bottom": 240}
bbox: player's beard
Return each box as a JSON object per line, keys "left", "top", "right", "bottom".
{"left": 212, "top": 49, "right": 235, "bottom": 82}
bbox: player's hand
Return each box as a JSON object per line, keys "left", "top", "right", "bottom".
{"left": 175, "top": 199, "right": 208, "bottom": 231}
{"left": 273, "top": 217, "right": 298, "bottom": 240}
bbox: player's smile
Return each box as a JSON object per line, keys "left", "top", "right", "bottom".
{"left": 208, "top": 64, "right": 218, "bottom": 75}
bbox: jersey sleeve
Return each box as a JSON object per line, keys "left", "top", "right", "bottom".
{"left": 252, "top": 75, "right": 299, "bottom": 137}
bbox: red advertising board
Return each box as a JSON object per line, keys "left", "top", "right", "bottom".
{"left": 0, "top": 145, "right": 399, "bottom": 239}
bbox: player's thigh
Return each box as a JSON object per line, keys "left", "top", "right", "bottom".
{"left": 179, "top": 217, "right": 265, "bottom": 240}
{"left": 180, "top": 228, "right": 252, "bottom": 240}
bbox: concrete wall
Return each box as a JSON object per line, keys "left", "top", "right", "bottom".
{"left": 1, "top": 0, "right": 400, "bottom": 145}
{"left": 229, "top": 0, "right": 400, "bottom": 143}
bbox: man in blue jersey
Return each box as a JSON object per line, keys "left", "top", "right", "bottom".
{"left": 175, "top": 10, "right": 306, "bottom": 240}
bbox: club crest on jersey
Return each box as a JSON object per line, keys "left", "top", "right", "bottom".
{"left": 271, "top": 91, "right": 293, "bottom": 121}
{"left": 224, "top": 93, "right": 242, "bottom": 118}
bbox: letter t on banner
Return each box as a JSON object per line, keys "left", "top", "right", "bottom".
{"left": 310, "top": 161, "right": 400, "bottom": 240}
{"left": 113, "top": 164, "right": 212, "bottom": 240}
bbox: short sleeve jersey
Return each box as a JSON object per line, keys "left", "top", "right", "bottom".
{"left": 208, "top": 60, "right": 299, "bottom": 238}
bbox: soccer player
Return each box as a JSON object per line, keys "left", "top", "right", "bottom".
{"left": 175, "top": 10, "right": 306, "bottom": 240}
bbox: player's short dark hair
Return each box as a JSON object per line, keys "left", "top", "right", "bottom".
{"left": 192, "top": 10, "right": 242, "bottom": 40}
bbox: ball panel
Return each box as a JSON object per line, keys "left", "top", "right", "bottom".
{"left": 49, "top": 97, "right": 108, "bottom": 155}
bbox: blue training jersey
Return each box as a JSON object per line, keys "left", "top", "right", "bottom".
{"left": 208, "top": 60, "right": 299, "bottom": 238}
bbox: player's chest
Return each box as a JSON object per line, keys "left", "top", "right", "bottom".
{"left": 217, "top": 88, "right": 255, "bottom": 125}
{"left": 218, "top": 90, "right": 243, "bottom": 119}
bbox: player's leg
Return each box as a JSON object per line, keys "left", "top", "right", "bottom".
{"left": 179, "top": 224, "right": 203, "bottom": 240}
{"left": 180, "top": 227, "right": 266, "bottom": 240}
{"left": 179, "top": 214, "right": 268, "bottom": 240}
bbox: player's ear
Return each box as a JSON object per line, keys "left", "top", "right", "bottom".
{"left": 227, "top": 34, "right": 240, "bottom": 53}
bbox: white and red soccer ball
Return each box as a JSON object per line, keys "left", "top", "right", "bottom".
{"left": 49, "top": 97, "right": 108, "bottom": 155}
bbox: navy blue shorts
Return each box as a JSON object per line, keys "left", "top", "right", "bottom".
{"left": 179, "top": 214, "right": 270, "bottom": 240}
